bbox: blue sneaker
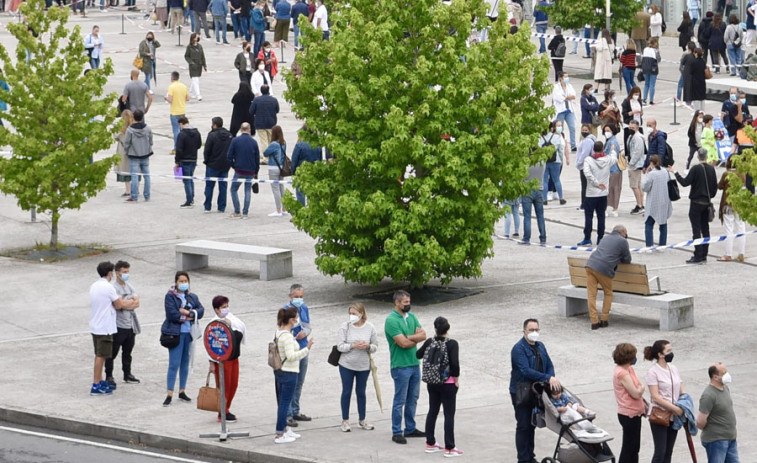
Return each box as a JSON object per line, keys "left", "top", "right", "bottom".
{"left": 99, "top": 380, "right": 116, "bottom": 392}
{"left": 90, "top": 383, "right": 112, "bottom": 395}
{"left": 576, "top": 239, "right": 592, "bottom": 246}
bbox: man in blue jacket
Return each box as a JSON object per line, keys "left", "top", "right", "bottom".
{"left": 291, "top": 0, "right": 310, "bottom": 50}
{"left": 645, "top": 118, "right": 668, "bottom": 168}
{"left": 226, "top": 122, "right": 260, "bottom": 218}
{"left": 251, "top": 0, "right": 266, "bottom": 57}
{"left": 249, "top": 84, "right": 279, "bottom": 159}
{"left": 291, "top": 124, "right": 322, "bottom": 205}
{"left": 209, "top": 0, "right": 229, "bottom": 44}
{"left": 510, "top": 318, "right": 561, "bottom": 463}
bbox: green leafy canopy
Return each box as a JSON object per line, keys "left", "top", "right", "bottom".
{"left": 283, "top": 0, "right": 554, "bottom": 287}
{"left": 728, "top": 126, "right": 757, "bottom": 226}
{"left": 543, "top": 0, "right": 642, "bottom": 33}
{"left": 0, "top": 0, "right": 119, "bottom": 249}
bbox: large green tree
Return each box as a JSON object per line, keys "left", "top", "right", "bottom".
{"left": 543, "top": 0, "right": 641, "bottom": 34}
{"left": 284, "top": 0, "right": 554, "bottom": 287}
{"left": 728, "top": 128, "right": 757, "bottom": 226}
{"left": 0, "top": 0, "right": 118, "bottom": 250}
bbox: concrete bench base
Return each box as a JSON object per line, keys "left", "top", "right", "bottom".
{"left": 175, "top": 240, "right": 293, "bottom": 281}
{"left": 557, "top": 285, "right": 694, "bottom": 331}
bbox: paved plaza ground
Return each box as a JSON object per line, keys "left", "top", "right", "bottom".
{"left": 0, "top": 9, "right": 755, "bottom": 462}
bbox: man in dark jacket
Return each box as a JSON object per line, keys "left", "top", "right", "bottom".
{"left": 192, "top": 0, "right": 211, "bottom": 39}
{"left": 203, "top": 116, "right": 233, "bottom": 213}
{"left": 671, "top": 148, "right": 719, "bottom": 264}
{"left": 249, "top": 84, "right": 279, "bottom": 159}
{"left": 645, "top": 118, "right": 668, "bottom": 168}
{"left": 585, "top": 225, "right": 632, "bottom": 330}
{"left": 226, "top": 122, "right": 260, "bottom": 218}
{"left": 698, "top": 12, "right": 713, "bottom": 65}
{"left": 123, "top": 109, "right": 153, "bottom": 203}
{"left": 291, "top": 125, "right": 322, "bottom": 205}
{"left": 175, "top": 116, "right": 202, "bottom": 208}
{"left": 291, "top": 0, "right": 309, "bottom": 50}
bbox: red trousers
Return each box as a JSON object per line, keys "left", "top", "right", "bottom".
{"left": 213, "top": 358, "right": 239, "bottom": 413}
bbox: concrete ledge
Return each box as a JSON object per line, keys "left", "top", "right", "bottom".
{"left": 0, "top": 406, "right": 311, "bottom": 463}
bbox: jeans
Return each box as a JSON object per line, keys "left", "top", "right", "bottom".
{"left": 583, "top": 196, "right": 607, "bottom": 242}
{"left": 203, "top": 167, "right": 228, "bottom": 212}
{"left": 293, "top": 22, "right": 302, "bottom": 48}
{"left": 536, "top": 24, "right": 547, "bottom": 53}
{"left": 677, "top": 74, "right": 683, "bottom": 100}
{"left": 622, "top": 67, "right": 636, "bottom": 94}
{"left": 288, "top": 355, "right": 308, "bottom": 417}
{"left": 689, "top": 202, "right": 711, "bottom": 260}
{"left": 617, "top": 414, "right": 642, "bottom": 463}
{"left": 425, "top": 383, "right": 458, "bottom": 450}
{"left": 650, "top": 422, "right": 678, "bottom": 463}
{"left": 240, "top": 15, "right": 250, "bottom": 41}
{"left": 504, "top": 198, "right": 521, "bottom": 236}
{"left": 230, "top": 172, "right": 253, "bottom": 214}
{"left": 104, "top": 327, "right": 136, "bottom": 378}
{"left": 580, "top": 169, "right": 587, "bottom": 207}
{"left": 644, "top": 216, "right": 667, "bottom": 247}
{"left": 511, "top": 393, "right": 536, "bottom": 463}
{"left": 727, "top": 45, "right": 741, "bottom": 76}
{"left": 274, "top": 370, "right": 297, "bottom": 433}
{"left": 185, "top": 7, "right": 195, "bottom": 31}
{"left": 702, "top": 439, "right": 740, "bottom": 463}
{"left": 643, "top": 73, "right": 657, "bottom": 103}
{"left": 129, "top": 157, "right": 151, "bottom": 201}
{"left": 296, "top": 188, "right": 306, "bottom": 206}
{"left": 213, "top": 15, "right": 227, "bottom": 42}
{"left": 144, "top": 70, "right": 152, "bottom": 91}
{"left": 170, "top": 114, "right": 183, "bottom": 150}
{"left": 230, "top": 13, "right": 241, "bottom": 38}
{"left": 390, "top": 366, "right": 420, "bottom": 435}
{"left": 166, "top": 332, "right": 192, "bottom": 391}
{"left": 542, "top": 162, "right": 563, "bottom": 200}
{"left": 555, "top": 111, "right": 576, "bottom": 150}
{"left": 253, "top": 29, "right": 265, "bottom": 58}
{"left": 181, "top": 162, "right": 196, "bottom": 203}
{"left": 521, "top": 189, "right": 546, "bottom": 243}
{"left": 193, "top": 11, "right": 209, "bottom": 37}
{"left": 90, "top": 57, "right": 100, "bottom": 69}
{"left": 339, "top": 366, "right": 370, "bottom": 421}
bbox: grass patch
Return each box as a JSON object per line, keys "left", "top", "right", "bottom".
{"left": 2, "top": 242, "right": 110, "bottom": 262}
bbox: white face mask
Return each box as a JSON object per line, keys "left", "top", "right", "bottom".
{"left": 722, "top": 372, "right": 732, "bottom": 384}
{"left": 349, "top": 314, "right": 360, "bottom": 324}
{"left": 698, "top": 117, "right": 704, "bottom": 123}
{"left": 258, "top": 64, "right": 265, "bottom": 71}
{"left": 526, "top": 331, "right": 540, "bottom": 342}
{"left": 220, "top": 308, "right": 229, "bottom": 317}
{"left": 605, "top": 131, "right": 613, "bottom": 138}
{"left": 635, "top": 95, "right": 641, "bottom": 101}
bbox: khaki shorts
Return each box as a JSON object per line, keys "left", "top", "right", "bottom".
{"left": 92, "top": 334, "right": 113, "bottom": 358}
{"left": 628, "top": 168, "right": 642, "bottom": 189}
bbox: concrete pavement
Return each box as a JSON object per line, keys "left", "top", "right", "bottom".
{"left": 0, "top": 10, "right": 756, "bottom": 462}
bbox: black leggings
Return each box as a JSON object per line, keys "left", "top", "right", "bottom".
{"left": 425, "top": 383, "right": 458, "bottom": 450}
{"left": 650, "top": 421, "right": 678, "bottom": 463}
{"left": 710, "top": 48, "right": 729, "bottom": 71}
{"left": 617, "top": 414, "right": 641, "bottom": 463}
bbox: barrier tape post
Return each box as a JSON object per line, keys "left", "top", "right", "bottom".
{"left": 279, "top": 41, "right": 287, "bottom": 64}
{"left": 177, "top": 25, "right": 182, "bottom": 47}
{"left": 671, "top": 98, "right": 680, "bottom": 126}
{"left": 120, "top": 13, "right": 126, "bottom": 35}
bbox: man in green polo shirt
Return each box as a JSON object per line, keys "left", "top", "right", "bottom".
{"left": 385, "top": 289, "right": 427, "bottom": 444}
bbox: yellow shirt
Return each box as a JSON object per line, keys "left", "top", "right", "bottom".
{"left": 167, "top": 81, "right": 188, "bottom": 116}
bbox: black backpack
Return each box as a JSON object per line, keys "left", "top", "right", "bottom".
{"left": 421, "top": 338, "right": 450, "bottom": 385}
{"left": 663, "top": 142, "right": 675, "bottom": 167}
{"left": 542, "top": 134, "right": 557, "bottom": 163}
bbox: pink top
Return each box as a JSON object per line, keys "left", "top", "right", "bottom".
{"left": 613, "top": 366, "right": 645, "bottom": 417}
{"left": 645, "top": 362, "right": 681, "bottom": 411}
{"left": 445, "top": 376, "right": 456, "bottom": 384}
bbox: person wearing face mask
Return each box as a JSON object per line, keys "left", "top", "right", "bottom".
{"left": 642, "top": 155, "right": 673, "bottom": 248}
{"left": 336, "top": 303, "right": 378, "bottom": 433}
{"left": 161, "top": 271, "right": 205, "bottom": 407}
{"left": 579, "top": 140, "right": 617, "bottom": 245}
{"left": 234, "top": 41, "right": 254, "bottom": 85}
{"left": 256, "top": 41, "right": 279, "bottom": 83}
{"left": 644, "top": 340, "right": 685, "bottom": 463}
{"left": 105, "top": 260, "right": 142, "bottom": 388}
{"left": 552, "top": 72, "right": 577, "bottom": 151}
{"left": 686, "top": 111, "right": 705, "bottom": 169}
{"left": 721, "top": 88, "right": 744, "bottom": 144}
{"left": 282, "top": 284, "right": 312, "bottom": 426}
{"left": 207, "top": 295, "right": 246, "bottom": 423}
{"left": 251, "top": 58, "right": 273, "bottom": 97}
{"left": 641, "top": 37, "right": 661, "bottom": 106}
{"left": 697, "top": 363, "right": 739, "bottom": 462}
{"left": 385, "top": 290, "right": 427, "bottom": 444}
{"left": 510, "top": 318, "right": 560, "bottom": 463}
{"left": 89, "top": 261, "right": 137, "bottom": 395}
{"left": 603, "top": 125, "right": 624, "bottom": 218}
{"left": 137, "top": 31, "right": 161, "bottom": 93}
{"left": 684, "top": 47, "right": 706, "bottom": 112}
{"left": 575, "top": 124, "right": 597, "bottom": 211}
{"left": 580, "top": 84, "right": 600, "bottom": 135}
{"left": 612, "top": 343, "right": 645, "bottom": 463}
{"left": 598, "top": 90, "right": 621, "bottom": 135}
{"left": 184, "top": 33, "right": 207, "bottom": 101}
{"left": 649, "top": 4, "right": 663, "bottom": 39}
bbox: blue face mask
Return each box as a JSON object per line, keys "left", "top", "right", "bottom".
{"left": 291, "top": 297, "right": 304, "bottom": 308}
{"left": 730, "top": 94, "right": 737, "bottom": 101}
{"left": 120, "top": 273, "right": 130, "bottom": 282}
{"left": 178, "top": 282, "right": 189, "bottom": 292}
{"left": 740, "top": 98, "right": 747, "bottom": 105}
{"left": 563, "top": 77, "right": 570, "bottom": 84}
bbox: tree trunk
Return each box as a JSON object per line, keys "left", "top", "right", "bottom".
{"left": 50, "top": 209, "right": 59, "bottom": 251}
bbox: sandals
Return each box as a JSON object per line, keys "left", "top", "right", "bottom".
{"left": 736, "top": 254, "right": 745, "bottom": 262}
{"left": 717, "top": 256, "right": 732, "bottom": 262}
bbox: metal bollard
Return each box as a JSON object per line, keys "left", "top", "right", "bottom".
{"left": 177, "top": 25, "right": 182, "bottom": 46}
{"left": 279, "top": 41, "right": 286, "bottom": 64}
{"left": 671, "top": 98, "right": 680, "bottom": 126}
{"left": 120, "top": 13, "right": 126, "bottom": 34}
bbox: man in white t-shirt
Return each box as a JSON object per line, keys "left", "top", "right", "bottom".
{"left": 312, "top": 0, "right": 329, "bottom": 40}
{"left": 89, "top": 261, "right": 134, "bottom": 395}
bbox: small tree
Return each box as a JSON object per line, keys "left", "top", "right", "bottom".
{"left": 284, "top": 0, "right": 554, "bottom": 288}
{"left": 728, "top": 127, "right": 757, "bottom": 226}
{"left": 545, "top": 0, "right": 640, "bottom": 34}
{"left": 0, "top": 0, "right": 118, "bottom": 250}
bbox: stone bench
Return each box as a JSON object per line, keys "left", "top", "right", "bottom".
{"left": 175, "top": 240, "right": 293, "bottom": 281}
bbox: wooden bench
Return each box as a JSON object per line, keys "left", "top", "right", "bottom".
{"left": 558, "top": 257, "right": 694, "bottom": 331}
{"left": 175, "top": 240, "right": 293, "bottom": 281}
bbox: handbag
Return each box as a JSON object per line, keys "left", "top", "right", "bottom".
{"left": 197, "top": 372, "right": 221, "bottom": 412}
{"left": 591, "top": 113, "right": 601, "bottom": 126}
{"left": 514, "top": 381, "right": 535, "bottom": 407}
{"left": 703, "top": 164, "right": 715, "bottom": 222}
{"left": 327, "top": 345, "right": 341, "bottom": 366}
{"left": 160, "top": 333, "right": 180, "bottom": 349}
{"left": 704, "top": 66, "right": 713, "bottom": 80}
{"left": 668, "top": 174, "right": 681, "bottom": 202}
{"left": 132, "top": 54, "right": 144, "bottom": 69}
{"left": 190, "top": 311, "right": 202, "bottom": 341}
{"left": 649, "top": 406, "right": 673, "bottom": 426}
{"left": 252, "top": 174, "right": 259, "bottom": 194}
{"left": 268, "top": 333, "right": 284, "bottom": 370}
{"left": 617, "top": 150, "right": 627, "bottom": 171}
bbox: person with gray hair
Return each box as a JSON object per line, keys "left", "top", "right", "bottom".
{"left": 584, "top": 224, "right": 632, "bottom": 330}
{"left": 281, "top": 283, "right": 313, "bottom": 426}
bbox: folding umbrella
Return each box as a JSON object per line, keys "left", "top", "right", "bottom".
{"left": 368, "top": 353, "right": 383, "bottom": 413}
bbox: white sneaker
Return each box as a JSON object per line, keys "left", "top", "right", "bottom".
{"left": 274, "top": 434, "right": 296, "bottom": 444}
{"left": 268, "top": 211, "right": 283, "bottom": 217}
{"left": 444, "top": 448, "right": 464, "bottom": 458}
{"left": 285, "top": 429, "right": 301, "bottom": 439}
{"left": 340, "top": 420, "right": 351, "bottom": 432}
{"left": 611, "top": 210, "right": 618, "bottom": 217}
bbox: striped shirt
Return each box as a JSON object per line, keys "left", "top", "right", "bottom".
{"left": 336, "top": 321, "right": 378, "bottom": 371}
{"left": 276, "top": 329, "right": 309, "bottom": 373}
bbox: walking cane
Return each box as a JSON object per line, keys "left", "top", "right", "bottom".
{"left": 684, "top": 422, "right": 698, "bottom": 463}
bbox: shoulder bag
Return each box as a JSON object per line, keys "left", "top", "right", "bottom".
{"left": 704, "top": 66, "right": 713, "bottom": 80}
{"left": 268, "top": 333, "right": 284, "bottom": 370}
{"left": 133, "top": 54, "right": 144, "bottom": 69}
{"left": 328, "top": 323, "right": 350, "bottom": 366}
{"left": 703, "top": 164, "right": 716, "bottom": 222}
{"left": 668, "top": 172, "right": 681, "bottom": 201}
{"left": 273, "top": 147, "right": 293, "bottom": 177}
{"left": 197, "top": 372, "right": 221, "bottom": 412}
{"left": 648, "top": 365, "right": 675, "bottom": 426}
{"left": 160, "top": 333, "right": 180, "bottom": 349}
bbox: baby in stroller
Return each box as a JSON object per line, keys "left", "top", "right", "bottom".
{"left": 549, "top": 386, "right": 604, "bottom": 434}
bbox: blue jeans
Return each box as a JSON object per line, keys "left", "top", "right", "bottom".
{"left": 293, "top": 22, "right": 302, "bottom": 48}
{"left": 677, "top": 74, "right": 684, "bottom": 100}
{"left": 555, "top": 111, "right": 576, "bottom": 150}
{"left": 504, "top": 198, "right": 521, "bottom": 236}
{"left": 90, "top": 57, "right": 100, "bottom": 69}
{"left": 230, "top": 172, "right": 253, "bottom": 214}
{"left": 230, "top": 13, "right": 241, "bottom": 38}
{"left": 536, "top": 24, "right": 547, "bottom": 53}
{"left": 702, "top": 439, "right": 740, "bottom": 463}
{"left": 181, "top": 162, "right": 196, "bottom": 203}
{"left": 213, "top": 15, "right": 227, "bottom": 42}
{"left": 203, "top": 167, "right": 228, "bottom": 212}
{"left": 253, "top": 29, "right": 265, "bottom": 57}
{"left": 288, "top": 355, "right": 308, "bottom": 417}
{"left": 727, "top": 45, "right": 744, "bottom": 77}
{"left": 390, "top": 366, "right": 420, "bottom": 435}
{"left": 240, "top": 15, "right": 250, "bottom": 41}
{"left": 644, "top": 215, "right": 667, "bottom": 246}
{"left": 144, "top": 70, "right": 152, "bottom": 91}
{"left": 583, "top": 196, "right": 607, "bottom": 242}
{"left": 584, "top": 27, "right": 598, "bottom": 55}
{"left": 274, "top": 370, "right": 298, "bottom": 433}
{"left": 643, "top": 73, "right": 657, "bottom": 103}
{"left": 129, "top": 157, "right": 151, "bottom": 201}
{"left": 185, "top": 7, "right": 195, "bottom": 30}
{"left": 170, "top": 114, "right": 182, "bottom": 150}
{"left": 521, "top": 189, "right": 546, "bottom": 243}
{"left": 166, "top": 332, "right": 192, "bottom": 391}
{"left": 622, "top": 67, "right": 636, "bottom": 94}
{"left": 339, "top": 366, "right": 370, "bottom": 421}
{"left": 542, "top": 162, "right": 563, "bottom": 200}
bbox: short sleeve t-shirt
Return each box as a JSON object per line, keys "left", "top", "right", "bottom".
{"left": 614, "top": 366, "right": 646, "bottom": 417}
{"left": 384, "top": 309, "right": 421, "bottom": 369}
{"left": 646, "top": 363, "right": 681, "bottom": 410}
{"left": 123, "top": 80, "right": 148, "bottom": 113}
{"left": 313, "top": 4, "right": 328, "bottom": 31}
{"left": 167, "top": 81, "right": 189, "bottom": 116}
{"left": 113, "top": 280, "right": 138, "bottom": 331}
{"left": 89, "top": 278, "right": 118, "bottom": 335}
{"left": 699, "top": 385, "right": 737, "bottom": 443}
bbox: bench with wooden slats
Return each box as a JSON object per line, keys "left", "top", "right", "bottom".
{"left": 567, "top": 257, "right": 662, "bottom": 296}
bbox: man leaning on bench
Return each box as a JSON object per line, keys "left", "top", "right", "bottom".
{"left": 584, "top": 225, "right": 632, "bottom": 330}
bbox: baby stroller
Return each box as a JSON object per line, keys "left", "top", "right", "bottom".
{"left": 532, "top": 382, "right": 616, "bottom": 463}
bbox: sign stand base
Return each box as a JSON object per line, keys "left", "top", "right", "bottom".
{"left": 199, "top": 364, "right": 249, "bottom": 441}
